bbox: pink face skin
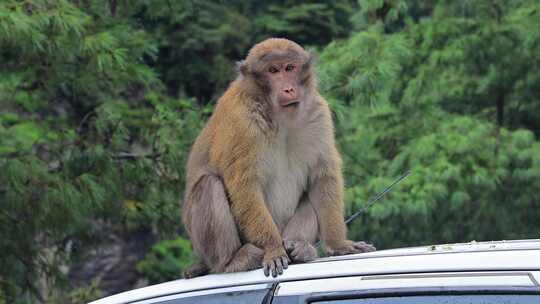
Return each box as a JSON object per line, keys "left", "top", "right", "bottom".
{"left": 265, "top": 61, "right": 303, "bottom": 108}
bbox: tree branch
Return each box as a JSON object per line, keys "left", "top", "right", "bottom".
{"left": 112, "top": 152, "right": 161, "bottom": 160}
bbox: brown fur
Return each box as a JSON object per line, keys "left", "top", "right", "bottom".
{"left": 182, "top": 38, "right": 374, "bottom": 279}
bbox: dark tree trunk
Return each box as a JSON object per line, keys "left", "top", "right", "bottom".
{"left": 110, "top": 0, "right": 117, "bottom": 16}
{"left": 495, "top": 91, "right": 505, "bottom": 154}
{"left": 496, "top": 92, "right": 505, "bottom": 128}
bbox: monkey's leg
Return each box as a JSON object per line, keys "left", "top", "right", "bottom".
{"left": 282, "top": 196, "right": 319, "bottom": 263}
{"left": 187, "top": 175, "right": 263, "bottom": 276}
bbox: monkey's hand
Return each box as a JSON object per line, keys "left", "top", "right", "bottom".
{"left": 326, "top": 240, "right": 376, "bottom": 256}
{"left": 262, "top": 246, "right": 289, "bottom": 277}
{"left": 284, "top": 240, "right": 318, "bottom": 263}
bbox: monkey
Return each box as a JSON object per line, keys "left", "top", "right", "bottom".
{"left": 181, "top": 38, "right": 375, "bottom": 279}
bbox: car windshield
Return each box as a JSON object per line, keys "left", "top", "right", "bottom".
{"left": 315, "top": 295, "right": 540, "bottom": 304}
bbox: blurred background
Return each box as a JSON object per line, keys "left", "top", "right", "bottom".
{"left": 1, "top": 0, "right": 539, "bottom": 303}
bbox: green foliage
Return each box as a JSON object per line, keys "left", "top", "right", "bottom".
{"left": 318, "top": 0, "right": 540, "bottom": 249}
{"left": 139, "top": 0, "right": 252, "bottom": 101}
{"left": 254, "top": 1, "right": 356, "bottom": 45}
{"left": 318, "top": 28, "right": 411, "bottom": 108}
{"left": 136, "top": 237, "right": 196, "bottom": 284}
{"left": 138, "top": 0, "right": 358, "bottom": 101}
{"left": 55, "top": 280, "right": 102, "bottom": 304}
{"left": 352, "top": 117, "right": 540, "bottom": 248}
{"left": 0, "top": 0, "right": 205, "bottom": 301}
{"left": 351, "top": 0, "right": 409, "bottom": 31}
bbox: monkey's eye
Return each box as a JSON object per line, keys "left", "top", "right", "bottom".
{"left": 268, "top": 66, "right": 279, "bottom": 74}
{"left": 285, "top": 64, "right": 295, "bottom": 72}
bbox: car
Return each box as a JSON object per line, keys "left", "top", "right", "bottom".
{"left": 89, "top": 239, "right": 540, "bottom": 304}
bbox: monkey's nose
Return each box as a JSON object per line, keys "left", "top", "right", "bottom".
{"left": 283, "top": 87, "right": 297, "bottom": 98}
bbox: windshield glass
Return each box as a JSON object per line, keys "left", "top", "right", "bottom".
{"left": 315, "top": 295, "right": 540, "bottom": 304}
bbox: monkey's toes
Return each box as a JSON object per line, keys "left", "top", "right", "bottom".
{"left": 353, "top": 241, "right": 376, "bottom": 253}
{"left": 327, "top": 240, "right": 376, "bottom": 256}
{"left": 284, "top": 240, "right": 318, "bottom": 263}
{"left": 183, "top": 261, "right": 209, "bottom": 279}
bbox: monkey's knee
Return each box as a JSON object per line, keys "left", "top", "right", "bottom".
{"left": 187, "top": 175, "right": 242, "bottom": 271}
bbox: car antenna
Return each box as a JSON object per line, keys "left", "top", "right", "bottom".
{"left": 345, "top": 170, "right": 411, "bottom": 226}
{"left": 315, "top": 171, "right": 411, "bottom": 248}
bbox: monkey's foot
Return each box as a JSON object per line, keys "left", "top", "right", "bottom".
{"left": 183, "top": 261, "right": 210, "bottom": 279}
{"left": 326, "top": 240, "right": 376, "bottom": 256}
{"left": 224, "top": 243, "right": 264, "bottom": 273}
{"left": 284, "top": 240, "right": 318, "bottom": 263}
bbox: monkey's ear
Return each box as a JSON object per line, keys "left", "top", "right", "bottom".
{"left": 236, "top": 60, "right": 248, "bottom": 76}
{"left": 303, "top": 52, "right": 315, "bottom": 69}
{"left": 300, "top": 52, "right": 316, "bottom": 85}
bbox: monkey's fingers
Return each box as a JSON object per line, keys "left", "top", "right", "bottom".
{"left": 274, "top": 256, "right": 288, "bottom": 276}
{"left": 275, "top": 260, "right": 282, "bottom": 277}
{"left": 262, "top": 255, "right": 289, "bottom": 277}
{"left": 269, "top": 259, "right": 278, "bottom": 277}
{"left": 281, "top": 255, "right": 289, "bottom": 270}
{"left": 263, "top": 259, "right": 278, "bottom": 277}
{"left": 263, "top": 261, "right": 271, "bottom": 277}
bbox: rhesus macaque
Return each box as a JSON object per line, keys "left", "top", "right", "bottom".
{"left": 182, "top": 38, "right": 375, "bottom": 278}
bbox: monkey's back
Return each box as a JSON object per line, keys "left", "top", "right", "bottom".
{"left": 183, "top": 82, "right": 250, "bottom": 198}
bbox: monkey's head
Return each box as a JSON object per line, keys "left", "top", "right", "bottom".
{"left": 238, "top": 38, "right": 315, "bottom": 109}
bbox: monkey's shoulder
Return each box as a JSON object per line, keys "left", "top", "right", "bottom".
{"left": 201, "top": 106, "right": 266, "bottom": 173}
{"left": 214, "top": 99, "right": 275, "bottom": 140}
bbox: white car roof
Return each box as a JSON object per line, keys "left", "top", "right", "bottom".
{"left": 90, "top": 239, "right": 540, "bottom": 304}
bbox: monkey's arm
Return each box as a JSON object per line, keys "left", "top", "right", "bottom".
{"left": 308, "top": 147, "right": 347, "bottom": 248}
{"left": 309, "top": 147, "right": 375, "bottom": 255}
{"left": 223, "top": 165, "right": 284, "bottom": 248}
{"left": 214, "top": 114, "right": 289, "bottom": 276}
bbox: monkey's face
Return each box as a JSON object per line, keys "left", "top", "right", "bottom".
{"left": 239, "top": 39, "right": 315, "bottom": 111}
{"left": 265, "top": 60, "right": 304, "bottom": 109}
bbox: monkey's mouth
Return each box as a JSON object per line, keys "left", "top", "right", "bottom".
{"left": 281, "top": 100, "right": 300, "bottom": 108}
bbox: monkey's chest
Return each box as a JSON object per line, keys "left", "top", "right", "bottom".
{"left": 262, "top": 147, "right": 313, "bottom": 232}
